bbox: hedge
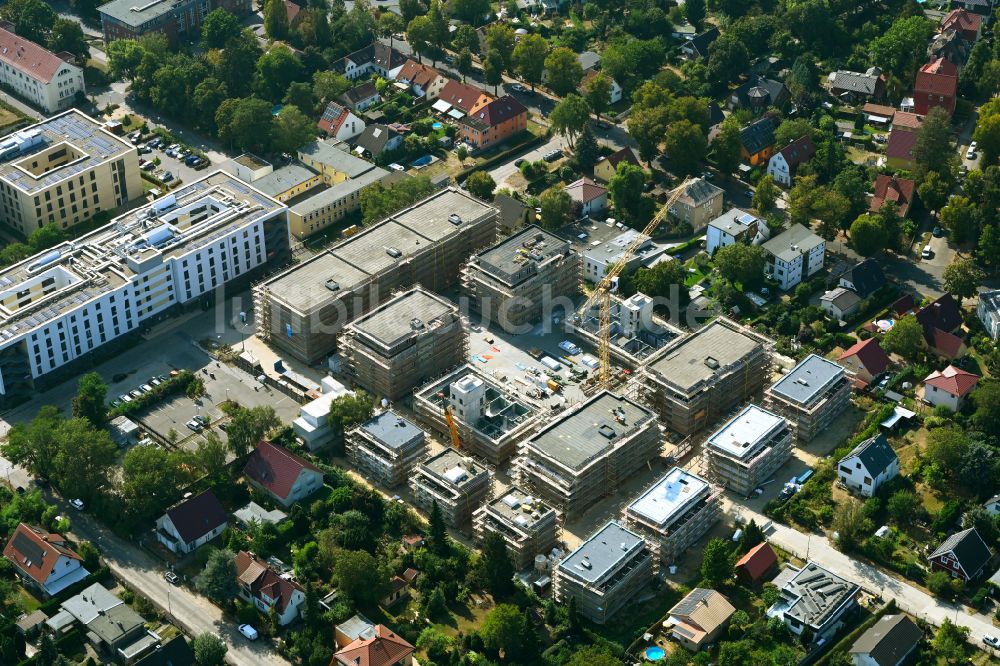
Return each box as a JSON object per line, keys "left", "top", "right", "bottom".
{"left": 110, "top": 370, "right": 200, "bottom": 417}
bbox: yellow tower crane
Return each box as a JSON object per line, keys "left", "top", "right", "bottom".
{"left": 576, "top": 178, "right": 693, "bottom": 389}
{"left": 444, "top": 404, "right": 462, "bottom": 450}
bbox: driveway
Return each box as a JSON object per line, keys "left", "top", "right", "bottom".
{"left": 733, "top": 503, "right": 999, "bottom": 649}
{"left": 487, "top": 135, "right": 568, "bottom": 186}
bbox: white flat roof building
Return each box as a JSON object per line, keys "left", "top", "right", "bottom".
{"left": 705, "top": 404, "right": 793, "bottom": 495}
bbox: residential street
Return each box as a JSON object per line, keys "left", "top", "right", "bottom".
{"left": 734, "top": 503, "right": 999, "bottom": 648}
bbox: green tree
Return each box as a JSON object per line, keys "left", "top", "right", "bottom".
{"left": 715, "top": 243, "right": 766, "bottom": 286}
{"left": 545, "top": 47, "right": 585, "bottom": 96}
{"left": 47, "top": 19, "right": 88, "bottom": 62}
{"left": 465, "top": 171, "right": 496, "bottom": 201}
{"left": 271, "top": 105, "right": 315, "bottom": 154}
{"left": 477, "top": 531, "right": 515, "bottom": 597}
{"left": 753, "top": 175, "right": 779, "bottom": 214}
{"left": 263, "top": 0, "right": 290, "bottom": 40}
{"left": 106, "top": 39, "right": 146, "bottom": 80}
{"left": 774, "top": 119, "right": 814, "bottom": 147}
{"left": 428, "top": 499, "right": 449, "bottom": 554}
{"left": 360, "top": 175, "right": 436, "bottom": 223}
{"left": 539, "top": 188, "right": 572, "bottom": 230}
{"left": 978, "top": 224, "right": 1000, "bottom": 274}
{"left": 917, "top": 171, "right": 951, "bottom": 214}
{"left": 565, "top": 646, "right": 621, "bottom": 666}
{"left": 456, "top": 48, "right": 473, "bottom": 83}
{"left": 601, "top": 38, "right": 665, "bottom": 96}
{"left": 72, "top": 372, "right": 107, "bottom": 428}
{"left": 882, "top": 314, "right": 923, "bottom": 360}
{"left": 684, "top": 0, "right": 706, "bottom": 29}
{"left": 192, "top": 78, "right": 229, "bottom": 132}
{"left": 513, "top": 34, "right": 547, "bottom": 92}
{"left": 939, "top": 196, "right": 978, "bottom": 243}
{"left": 283, "top": 82, "right": 315, "bottom": 117}
{"left": 196, "top": 549, "right": 239, "bottom": 604}
{"left": 217, "top": 31, "right": 260, "bottom": 97}
{"left": 226, "top": 405, "right": 280, "bottom": 458}
{"left": 480, "top": 604, "right": 528, "bottom": 658}
{"left": 630, "top": 261, "right": 690, "bottom": 305}
{"left": 575, "top": 127, "right": 600, "bottom": 170}
{"left": 972, "top": 381, "right": 1000, "bottom": 438}
{"left": 483, "top": 49, "right": 504, "bottom": 95}
{"left": 416, "top": 627, "right": 453, "bottom": 662}
{"left": 832, "top": 497, "right": 869, "bottom": 551}
{"left": 253, "top": 45, "right": 305, "bottom": 102}
{"left": 706, "top": 35, "right": 750, "bottom": 86}
{"left": 712, "top": 117, "right": 742, "bottom": 175}
{"left": 326, "top": 391, "right": 374, "bottom": 454}
{"left": 583, "top": 73, "right": 613, "bottom": 122}
{"left": 849, "top": 214, "right": 889, "bottom": 256}
{"left": 119, "top": 445, "right": 190, "bottom": 523}
{"left": 332, "top": 549, "right": 391, "bottom": 608}
{"left": 550, "top": 94, "right": 591, "bottom": 147}
{"left": 887, "top": 490, "right": 919, "bottom": 524}
{"left": 608, "top": 162, "right": 649, "bottom": 222}
{"left": 450, "top": 0, "right": 490, "bottom": 23}
{"left": 1, "top": 0, "right": 56, "bottom": 43}
{"left": 201, "top": 8, "right": 243, "bottom": 49}
{"left": 484, "top": 24, "right": 516, "bottom": 71}
{"left": 664, "top": 120, "right": 707, "bottom": 176}
{"left": 1, "top": 405, "right": 62, "bottom": 479}
{"left": 52, "top": 418, "right": 117, "bottom": 502}
{"left": 193, "top": 632, "right": 228, "bottom": 666}
{"left": 813, "top": 191, "right": 852, "bottom": 240}
{"left": 700, "top": 538, "right": 732, "bottom": 586}
{"left": 913, "top": 107, "right": 956, "bottom": 180}
{"left": 973, "top": 112, "right": 1000, "bottom": 166}
{"left": 423, "top": 584, "right": 449, "bottom": 619}
{"left": 738, "top": 520, "right": 764, "bottom": 553}
{"left": 405, "top": 15, "right": 435, "bottom": 63}
{"left": 869, "top": 16, "right": 935, "bottom": 78}
{"left": 452, "top": 24, "right": 479, "bottom": 54}
{"left": 216, "top": 97, "right": 273, "bottom": 152}
{"left": 932, "top": 618, "right": 969, "bottom": 663}
{"left": 942, "top": 257, "right": 985, "bottom": 304}
{"left": 193, "top": 433, "right": 229, "bottom": 481}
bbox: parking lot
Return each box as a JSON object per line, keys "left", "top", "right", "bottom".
{"left": 130, "top": 133, "right": 212, "bottom": 190}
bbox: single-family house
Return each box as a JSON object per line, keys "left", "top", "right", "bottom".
{"left": 828, "top": 67, "right": 886, "bottom": 103}
{"left": 891, "top": 112, "right": 923, "bottom": 133}
{"left": 665, "top": 588, "right": 736, "bottom": 651}
{"left": 3, "top": 524, "right": 88, "bottom": 597}
{"left": 334, "top": 42, "right": 407, "bottom": 81}
{"left": 318, "top": 101, "right": 365, "bottom": 141}
{"left": 459, "top": 95, "right": 528, "bottom": 150}
{"left": 886, "top": 129, "right": 917, "bottom": 171}
{"left": 243, "top": 441, "right": 324, "bottom": 507}
{"left": 915, "top": 293, "right": 966, "bottom": 358}
{"left": 437, "top": 79, "right": 492, "bottom": 116}
{"left": 333, "top": 624, "right": 415, "bottom": 666}
{"left": 928, "top": 527, "right": 993, "bottom": 581}
{"left": 922, "top": 365, "right": 979, "bottom": 411}
{"left": 914, "top": 58, "right": 958, "bottom": 116}
{"left": 565, "top": 177, "right": 608, "bottom": 217}
{"left": 766, "top": 135, "right": 815, "bottom": 186}
{"left": 761, "top": 224, "right": 826, "bottom": 290}
{"left": 977, "top": 289, "right": 1000, "bottom": 340}
{"left": 870, "top": 175, "right": 916, "bottom": 217}
{"left": 740, "top": 116, "right": 779, "bottom": 166}
{"left": 354, "top": 123, "right": 403, "bottom": 157}
{"left": 134, "top": 635, "right": 196, "bottom": 666}
{"left": 862, "top": 103, "right": 897, "bottom": 126}
{"left": 46, "top": 582, "right": 149, "bottom": 659}
{"left": 838, "top": 338, "right": 892, "bottom": 387}
{"left": 383, "top": 575, "right": 410, "bottom": 606}
{"left": 706, "top": 208, "right": 768, "bottom": 254}
{"left": 735, "top": 542, "right": 778, "bottom": 583}
{"left": 594, "top": 146, "right": 641, "bottom": 183}
{"left": 985, "top": 494, "right": 1000, "bottom": 516}
{"left": 839, "top": 259, "right": 886, "bottom": 298}
{"left": 849, "top": 614, "right": 923, "bottom": 666}
{"left": 942, "top": 7, "right": 983, "bottom": 39}
{"left": 838, "top": 433, "right": 899, "bottom": 497}
{"left": 395, "top": 60, "right": 448, "bottom": 100}
{"left": 235, "top": 551, "right": 305, "bottom": 626}
{"left": 578, "top": 69, "right": 622, "bottom": 105}
{"left": 671, "top": 177, "right": 725, "bottom": 230}
{"left": 681, "top": 27, "right": 719, "bottom": 60}
{"left": 767, "top": 562, "right": 859, "bottom": 643}
{"left": 494, "top": 192, "right": 529, "bottom": 234}
{"left": 821, "top": 287, "right": 862, "bottom": 321}
{"left": 729, "top": 77, "right": 790, "bottom": 114}
{"left": 155, "top": 490, "right": 228, "bottom": 555}
{"left": 340, "top": 81, "right": 380, "bottom": 112}
{"left": 284, "top": 1, "right": 305, "bottom": 28}
{"left": 577, "top": 50, "right": 601, "bottom": 73}
{"left": 335, "top": 613, "right": 375, "bottom": 649}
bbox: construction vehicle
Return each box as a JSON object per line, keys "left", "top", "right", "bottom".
{"left": 576, "top": 178, "right": 692, "bottom": 389}
{"left": 444, "top": 404, "right": 462, "bottom": 450}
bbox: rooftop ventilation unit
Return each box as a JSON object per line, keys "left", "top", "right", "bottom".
{"left": 386, "top": 247, "right": 402, "bottom": 258}
{"left": 704, "top": 356, "right": 720, "bottom": 369}
{"left": 325, "top": 280, "right": 340, "bottom": 292}
{"left": 410, "top": 318, "right": 424, "bottom": 330}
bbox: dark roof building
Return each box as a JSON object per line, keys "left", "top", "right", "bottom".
{"left": 729, "top": 77, "right": 790, "bottom": 112}
{"left": 740, "top": 116, "right": 779, "bottom": 156}
{"left": 839, "top": 258, "right": 886, "bottom": 298}
{"left": 155, "top": 490, "right": 228, "bottom": 555}
{"left": 916, "top": 293, "right": 965, "bottom": 357}
{"left": 682, "top": 27, "right": 720, "bottom": 60}
{"left": 133, "top": 636, "right": 196, "bottom": 666}
{"left": 355, "top": 124, "right": 402, "bottom": 156}
{"left": 928, "top": 527, "right": 992, "bottom": 581}
{"left": 849, "top": 615, "right": 922, "bottom": 666}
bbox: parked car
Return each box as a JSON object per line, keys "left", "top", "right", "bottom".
{"left": 164, "top": 571, "right": 180, "bottom": 585}
{"left": 139, "top": 145, "right": 152, "bottom": 154}
{"left": 161, "top": 171, "right": 174, "bottom": 182}
{"left": 110, "top": 399, "right": 122, "bottom": 408}
{"left": 932, "top": 226, "right": 943, "bottom": 237}
{"left": 966, "top": 147, "right": 977, "bottom": 160}
{"left": 142, "top": 162, "right": 155, "bottom": 172}
{"left": 984, "top": 635, "right": 1000, "bottom": 649}
{"left": 119, "top": 393, "right": 133, "bottom": 403}
{"left": 922, "top": 244, "right": 933, "bottom": 259}
{"left": 69, "top": 498, "right": 85, "bottom": 511}
{"left": 150, "top": 377, "right": 164, "bottom": 386}
{"left": 113, "top": 372, "right": 128, "bottom": 382}
{"left": 139, "top": 383, "right": 153, "bottom": 393}
{"left": 186, "top": 419, "right": 203, "bottom": 432}
{"left": 239, "top": 624, "right": 259, "bottom": 641}
{"left": 701, "top": 170, "right": 714, "bottom": 180}
{"left": 559, "top": 340, "right": 582, "bottom": 355}
{"left": 194, "top": 414, "right": 208, "bottom": 427}
{"left": 509, "top": 82, "right": 526, "bottom": 93}
{"left": 542, "top": 149, "right": 563, "bottom": 162}
{"left": 514, "top": 158, "right": 526, "bottom": 168}
{"left": 129, "top": 389, "right": 143, "bottom": 399}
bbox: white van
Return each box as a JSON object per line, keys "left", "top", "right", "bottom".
{"left": 921, "top": 244, "right": 933, "bottom": 259}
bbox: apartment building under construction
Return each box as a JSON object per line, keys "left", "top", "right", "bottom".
{"left": 622, "top": 467, "right": 721, "bottom": 565}
{"left": 340, "top": 287, "right": 466, "bottom": 401}
{"left": 410, "top": 448, "right": 492, "bottom": 528}
{"left": 573, "top": 292, "right": 684, "bottom": 368}
{"left": 764, "top": 353, "right": 851, "bottom": 442}
{"left": 473, "top": 487, "right": 560, "bottom": 570}
{"left": 462, "top": 225, "right": 580, "bottom": 334}
{"left": 254, "top": 188, "right": 497, "bottom": 363}
{"left": 413, "top": 364, "right": 543, "bottom": 465}
{"left": 642, "top": 318, "right": 773, "bottom": 436}
{"left": 705, "top": 404, "right": 792, "bottom": 496}
{"left": 346, "top": 410, "right": 427, "bottom": 488}
{"left": 514, "top": 391, "right": 660, "bottom": 519}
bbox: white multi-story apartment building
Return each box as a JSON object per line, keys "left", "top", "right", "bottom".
{"left": 762, "top": 225, "right": 826, "bottom": 290}
{"left": 0, "top": 110, "right": 140, "bottom": 234}
{"left": 0, "top": 27, "right": 85, "bottom": 114}
{"left": 0, "top": 171, "right": 289, "bottom": 406}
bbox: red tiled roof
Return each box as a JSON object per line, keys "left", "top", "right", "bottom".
{"left": 3, "top": 524, "right": 81, "bottom": 585}
{"left": 235, "top": 551, "right": 304, "bottom": 614}
{"left": 891, "top": 294, "right": 916, "bottom": 316}
{"left": 886, "top": 129, "right": 917, "bottom": 161}
{"left": 598, "top": 146, "right": 641, "bottom": 171}
{"left": 777, "top": 134, "right": 815, "bottom": 168}
{"left": 467, "top": 95, "right": 527, "bottom": 128}
{"left": 862, "top": 103, "right": 896, "bottom": 119}
{"left": 285, "top": 0, "right": 301, "bottom": 23}
{"left": 0, "top": 26, "right": 72, "bottom": 84}
{"left": 565, "top": 176, "right": 607, "bottom": 204}
{"left": 244, "top": 441, "right": 322, "bottom": 502}
{"left": 438, "top": 80, "right": 491, "bottom": 114}
{"left": 924, "top": 365, "right": 979, "bottom": 397}
{"left": 915, "top": 58, "right": 958, "bottom": 97}
{"left": 892, "top": 112, "right": 923, "bottom": 131}
{"left": 318, "top": 101, "right": 350, "bottom": 135}
{"left": 838, "top": 338, "right": 891, "bottom": 376}
{"left": 396, "top": 59, "right": 442, "bottom": 89}
{"left": 870, "top": 175, "right": 915, "bottom": 217}
{"left": 734, "top": 542, "right": 777, "bottom": 581}
{"left": 929, "top": 328, "right": 966, "bottom": 358}
{"left": 942, "top": 9, "right": 981, "bottom": 34}
{"left": 164, "top": 490, "right": 228, "bottom": 544}
{"left": 916, "top": 293, "right": 963, "bottom": 335}
{"left": 334, "top": 624, "right": 414, "bottom": 666}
